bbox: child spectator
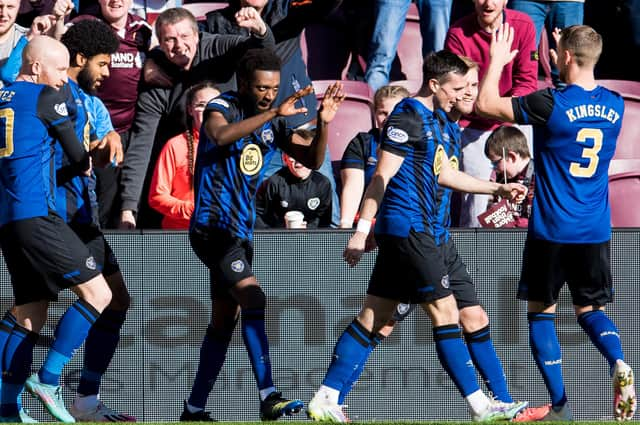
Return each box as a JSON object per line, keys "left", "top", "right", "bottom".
{"left": 338, "top": 84, "right": 410, "bottom": 228}
{"left": 148, "top": 81, "right": 220, "bottom": 229}
{"left": 255, "top": 129, "right": 333, "bottom": 229}
{"left": 484, "top": 125, "right": 535, "bottom": 228}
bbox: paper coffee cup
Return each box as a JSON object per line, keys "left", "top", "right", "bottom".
{"left": 284, "top": 210, "right": 305, "bottom": 229}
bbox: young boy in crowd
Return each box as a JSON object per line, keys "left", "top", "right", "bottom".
{"left": 484, "top": 125, "right": 535, "bottom": 228}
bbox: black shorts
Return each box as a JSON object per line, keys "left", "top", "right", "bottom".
{"left": 70, "top": 223, "right": 120, "bottom": 277}
{"left": 518, "top": 237, "right": 613, "bottom": 307}
{"left": 190, "top": 227, "right": 254, "bottom": 300}
{"left": 0, "top": 214, "right": 101, "bottom": 305}
{"left": 368, "top": 231, "right": 478, "bottom": 306}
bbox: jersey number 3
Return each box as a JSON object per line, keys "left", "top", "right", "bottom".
{"left": 569, "top": 128, "right": 602, "bottom": 178}
{"left": 0, "top": 108, "right": 15, "bottom": 158}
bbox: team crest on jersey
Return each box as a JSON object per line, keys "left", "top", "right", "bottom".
{"left": 307, "top": 197, "right": 320, "bottom": 210}
{"left": 85, "top": 256, "right": 96, "bottom": 270}
{"left": 441, "top": 274, "right": 450, "bottom": 289}
{"left": 449, "top": 155, "right": 459, "bottom": 171}
{"left": 54, "top": 103, "right": 68, "bottom": 116}
{"left": 386, "top": 126, "right": 408, "bottom": 143}
{"left": 261, "top": 129, "right": 274, "bottom": 144}
{"left": 240, "top": 144, "right": 263, "bottom": 176}
{"left": 280, "top": 200, "right": 289, "bottom": 208}
{"left": 231, "top": 260, "right": 245, "bottom": 273}
{"left": 209, "top": 98, "right": 230, "bottom": 109}
{"left": 433, "top": 144, "right": 445, "bottom": 175}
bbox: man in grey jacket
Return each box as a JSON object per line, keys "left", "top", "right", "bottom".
{"left": 119, "top": 6, "right": 274, "bottom": 229}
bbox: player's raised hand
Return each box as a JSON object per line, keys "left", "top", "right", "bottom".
{"left": 235, "top": 6, "right": 267, "bottom": 37}
{"left": 318, "top": 81, "right": 345, "bottom": 124}
{"left": 343, "top": 231, "right": 367, "bottom": 268}
{"left": 490, "top": 22, "right": 519, "bottom": 68}
{"left": 549, "top": 27, "right": 562, "bottom": 66}
{"left": 276, "top": 85, "right": 313, "bottom": 117}
{"left": 496, "top": 182, "right": 528, "bottom": 203}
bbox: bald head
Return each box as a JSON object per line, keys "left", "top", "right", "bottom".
{"left": 19, "top": 36, "right": 69, "bottom": 88}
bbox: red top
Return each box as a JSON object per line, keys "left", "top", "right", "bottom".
{"left": 148, "top": 129, "right": 199, "bottom": 229}
{"left": 445, "top": 9, "right": 538, "bottom": 131}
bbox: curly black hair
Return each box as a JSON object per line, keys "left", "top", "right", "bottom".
{"left": 61, "top": 18, "right": 119, "bottom": 65}
{"left": 237, "top": 48, "right": 281, "bottom": 84}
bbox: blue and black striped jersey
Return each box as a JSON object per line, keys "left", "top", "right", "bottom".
{"left": 191, "top": 91, "right": 292, "bottom": 240}
{"left": 512, "top": 84, "right": 624, "bottom": 243}
{"left": 54, "top": 80, "right": 99, "bottom": 226}
{"left": 0, "top": 81, "right": 88, "bottom": 226}
{"left": 432, "top": 109, "right": 462, "bottom": 244}
{"left": 374, "top": 98, "right": 450, "bottom": 241}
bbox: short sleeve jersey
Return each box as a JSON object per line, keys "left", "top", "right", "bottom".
{"left": 0, "top": 82, "right": 74, "bottom": 226}
{"left": 340, "top": 128, "right": 379, "bottom": 187}
{"left": 191, "top": 92, "right": 292, "bottom": 240}
{"left": 375, "top": 98, "right": 448, "bottom": 240}
{"left": 512, "top": 84, "right": 624, "bottom": 243}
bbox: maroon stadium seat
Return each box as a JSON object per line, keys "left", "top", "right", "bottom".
{"left": 609, "top": 171, "right": 640, "bottom": 227}
{"left": 597, "top": 81, "right": 640, "bottom": 161}
{"left": 181, "top": 2, "right": 228, "bottom": 21}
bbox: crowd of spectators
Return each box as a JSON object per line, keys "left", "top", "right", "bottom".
{"left": 1, "top": 0, "right": 638, "bottom": 231}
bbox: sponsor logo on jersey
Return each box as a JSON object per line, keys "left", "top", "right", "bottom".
{"left": 307, "top": 197, "right": 320, "bottom": 210}
{"left": 231, "top": 260, "right": 245, "bottom": 273}
{"left": 54, "top": 103, "right": 68, "bottom": 116}
{"left": 209, "top": 98, "right": 230, "bottom": 109}
{"left": 366, "top": 156, "right": 377, "bottom": 165}
{"left": 261, "top": 128, "right": 274, "bottom": 144}
{"left": 441, "top": 274, "right": 450, "bottom": 289}
{"left": 240, "top": 144, "right": 263, "bottom": 176}
{"left": 86, "top": 256, "right": 97, "bottom": 270}
{"left": 280, "top": 200, "right": 289, "bottom": 208}
{"left": 386, "top": 126, "right": 408, "bottom": 143}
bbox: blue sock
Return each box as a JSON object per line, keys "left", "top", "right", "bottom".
{"left": 39, "top": 299, "right": 100, "bottom": 386}
{"left": 77, "top": 309, "right": 126, "bottom": 396}
{"left": 465, "top": 325, "right": 513, "bottom": 402}
{"left": 322, "top": 319, "right": 373, "bottom": 392}
{"left": 338, "top": 332, "right": 384, "bottom": 404}
{"left": 1, "top": 324, "right": 38, "bottom": 417}
{"left": 433, "top": 324, "right": 480, "bottom": 397}
{"left": 528, "top": 312, "right": 567, "bottom": 407}
{"left": 188, "top": 324, "right": 235, "bottom": 409}
{"left": 241, "top": 308, "right": 274, "bottom": 391}
{"left": 0, "top": 311, "right": 17, "bottom": 413}
{"left": 577, "top": 310, "right": 625, "bottom": 373}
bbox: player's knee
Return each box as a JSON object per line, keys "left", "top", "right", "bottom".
{"left": 238, "top": 284, "right": 266, "bottom": 310}
{"left": 75, "top": 274, "right": 113, "bottom": 312}
{"left": 459, "top": 305, "right": 489, "bottom": 332}
{"left": 105, "top": 273, "right": 131, "bottom": 310}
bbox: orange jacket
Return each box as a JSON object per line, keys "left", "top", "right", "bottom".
{"left": 148, "top": 129, "right": 199, "bottom": 229}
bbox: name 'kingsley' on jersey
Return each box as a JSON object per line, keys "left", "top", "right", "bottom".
{"left": 565, "top": 103, "right": 621, "bottom": 124}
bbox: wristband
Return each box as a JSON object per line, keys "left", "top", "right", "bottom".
{"left": 356, "top": 218, "right": 372, "bottom": 235}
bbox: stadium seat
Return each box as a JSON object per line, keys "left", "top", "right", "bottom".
{"left": 396, "top": 3, "right": 423, "bottom": 84}
{"left": 312, "top": 80, "right": 375, "bottom": 187}
{"left": 181, "top": 2, "right": 228, "bottom": 21}
{"left": 390, "top": 79, "right": 421, "bottom": 96}
{"left": 609, "top": 171, "right": 640, "bottom": 227}
{"left": 597, "top": 82, "right": 640, "bottom": 161}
